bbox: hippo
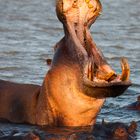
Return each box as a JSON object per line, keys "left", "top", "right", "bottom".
{"left": 0, "top": 0, "right": 131, "bottom": 128}
{"left": 126, "top": 95, "right": 140, "bottom": 110}
{"left": 0, "top": 121, "right": 137, "bottom": 140}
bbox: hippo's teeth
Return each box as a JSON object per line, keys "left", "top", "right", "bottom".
{"left": 120, "top": 57, "right": 130, "bottom": 81}
{"left": 88, "top": 61, "right": 92, "bottom": 81}
{"left": 87, "top": 58, "right": 94, "bottom": 81}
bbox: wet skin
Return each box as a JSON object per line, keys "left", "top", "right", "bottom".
{"left": 0, "top": 0, "right": 131, "bottom": 127}
{"left": 0, "top": 121, "right": 137, "bottom": 140}
{"left": 126, "top": 95, "right": 140, "bottom": 110}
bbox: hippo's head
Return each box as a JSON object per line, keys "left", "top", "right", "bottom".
{"left": 55, "top": 0, "right": 131, "bottom": 98}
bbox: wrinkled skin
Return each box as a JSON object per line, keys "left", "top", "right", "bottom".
{"left": 0, "top": 0, "right": 131, "bottom": 128}
{"left": 0, "top": 80, "right": 40, "bottom": 124}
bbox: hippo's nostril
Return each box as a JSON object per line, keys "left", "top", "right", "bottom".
{"left": 113, "top": 127, "right": 128, "bottom": 137}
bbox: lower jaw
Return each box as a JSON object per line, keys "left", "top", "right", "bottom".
{"left": 83, "top": 79, "right": 131, "bottom": 98}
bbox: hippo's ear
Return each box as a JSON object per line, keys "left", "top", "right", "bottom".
{"left": 102, "top": 119, "right": 108, "bottom": 126}
{"left": 128, "top": 121, "right": 137, "bottom": 134}
{"left": 46, "top": 59, "right": 52, "bottom": 66}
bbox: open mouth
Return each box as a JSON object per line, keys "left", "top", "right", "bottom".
{"left": 81, "top": 0, "right": 131, "bottom": 88}
{"left": 56, "top": 0, "right": 131, "bottom": 97}
{"left": 82, "top": 26, "right": 131, "bottom": 98}
{"left": 83, "top": 26, "right": 131, "bottom": 97}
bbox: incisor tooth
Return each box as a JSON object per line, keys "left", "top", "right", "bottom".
{"left": 120, "top": 57, "right": 130, "bottom": 81}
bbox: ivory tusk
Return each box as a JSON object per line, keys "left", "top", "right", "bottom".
{"left": 120, "top": 57, "right": 130, "bottom": 81}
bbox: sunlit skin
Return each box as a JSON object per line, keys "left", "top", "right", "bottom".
{"left": 0, "top": 0, "right": 131, "bottom": 128}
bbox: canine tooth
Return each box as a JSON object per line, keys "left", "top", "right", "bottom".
{"left": 88, "top": 59, "right": 94, "bottom": 81}
{"left": 88, "top": 61, "right": 92, "bottom": 80}
{"left": 120, "top": 57, "right": 130, "bottom": 81}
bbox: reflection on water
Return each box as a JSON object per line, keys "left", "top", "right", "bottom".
{"left": 0, "top": 0, "right": 140, "bottom": 139}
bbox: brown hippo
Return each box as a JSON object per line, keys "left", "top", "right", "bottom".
{"left": 126, "top": 95, "right": 140, "bottom": 110}
{"left": 0, "top": 0, "right": 131, "bottom": 128}
{"left": 0, "top": 121, "right": 137, "bottom": 140}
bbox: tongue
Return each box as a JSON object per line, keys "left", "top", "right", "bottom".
{"left": 96, "top": 65, "right": 116, "bottom": 81}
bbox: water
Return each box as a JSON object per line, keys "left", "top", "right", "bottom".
{"left": 0, "top": 0, "right": 140, "bottom": 139}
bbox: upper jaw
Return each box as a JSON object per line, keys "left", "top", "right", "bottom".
{"left": 56, "top": 0, "right": 102, "bottom": 25}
